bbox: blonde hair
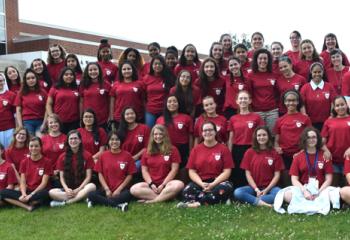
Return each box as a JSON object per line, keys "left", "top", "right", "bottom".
{"left": 147, "top": 124, "right": 172, "bottom": 155}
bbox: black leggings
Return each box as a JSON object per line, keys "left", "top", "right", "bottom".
{"left": 87, "top": 189, "right": 133, "bottom": 207}
{"left": 231, "top": 145, "right": 250, "bottom": 188}
{"left": 0, "top": 189, "right": 50, "bottom": 206}
{"left": 182, "top": 180, "right": 233, "bottom": 205}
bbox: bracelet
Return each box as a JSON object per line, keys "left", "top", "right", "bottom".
{"left": 254, "top": 188, "right": 259, "bottom": 192}
{"left": 148, "top": 182, "right": 154, "bottom": 188}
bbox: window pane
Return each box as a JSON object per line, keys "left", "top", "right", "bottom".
{"left": 0, "top": 16, "right": 4, "bottom": 28}
{"left": 0, "top": 29, "right": 5, "bottom": 42}
{"left": 0, "top": 0, "right": 3, "bottom": 13}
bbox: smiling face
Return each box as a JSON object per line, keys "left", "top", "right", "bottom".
{"left": 331, "top": 53, "right": 343, "bottom": 68}
{"left": 279, "top": 60, "right": 293, "bottom": 77}
{"left": 184, "top": 45, "right": 196, "bottom": 62}
{"left": 148, "top": 46, "right": 160, "bottom": 58}
{"left": 108, "top": 134, "right": 121, "bottom": 151}
{"left": 234, "top": 47, "right": 248, "bottom": 63}
{"left": 257, "top": 53, "right": 268, "bottom": 71}
{"left": 48, "top": 116, "right": 60, "bottom": 133}
{"left": 99, "top": 47, "right": 111, "bottom": 61}
{"left": 311, "top": 65, "right": 323, "bottom": 83}
{"left": 204, "top": 60, "right": 216, "bottom": 78}
{"left": 284, "top": 93, "right": 299, "bottom": 113}
{"left": 124, "top": 108, "right": 136, "bottom": 124}
{"left": 15, "top": 129, "right": 28, "bottom": 144}
{"left": 211, "top": 44, "right": 223, "bottom": 60}
{"left": 251, "top": 34, "right": 264, "bottom": 49}
{"left": 256, "top": 129, "right": 269, "bottom": 146}
{"left": 153, "top": 128, "right": 164, "bottom": 144}
{"left": 29, "top": 139, "right": 41, "bottom": 156}
{"left": 63, "top": 69, "right": 74, "bottom": 84}
{"left": 126, "top": 50, "right": 137, "bottom": 62}
{"left": 68, "top": 132, "right": 81, "bottom": 149}
{"left": 236, "top": 91, "right": 251, "bottom": 109}
{"left": 306, "top": 130, "right": 318, "bottom": 149}
{"left": 88, "top": 64, "right": 100, "bottom": 80}
{"left": 0, "top": 75, "right": 5, "bottom": 90}
{"left": 301, "top": 42, "right": 314, "bottom": 59}
{"left": 25, "top": 72, "right": 38, "bottom": 88}
{"left": 32, "top": 60, "right": 44, "bottom": 75}
{"left": 121, "top": 63, "right": 133, "bottom": 79}
{"left": 201, "top": 122, "right": 216, "bottom": 142}
{"left": 82, "top": 111, "right": 95, "bottom": 127}
{"left": 290, "top": 32, "right": 301, "bottom": 48}
{"left": 66, "top": 57, "right": 77, "bottom": 69}
{"left": 50, "top": 46, "right": 62, "bottom": 60}
{"left": 166, "top": 96, "right": 179, "bottom": 113}
{"left": 221, "top": 35, "right": 232, "bottom": 51}
{"left": 152, "top": 59, "right": 163, "bottom": 74}
{"left": 333, "top": 97, "right": 348, "bottom": 117}
{"left": 325, "top": 36, "right": 337, "bottom": 51}
{"left": 179, "top": 71, "right": 191, "bottom": 87}
{"left": 165, "top": 53, "right": 177, "bottom": 68}
{"left": 271, "top": 43, "right": 283, "bottom": 59}
{"left": 202, "top": 97, "right": 216, "bottom": 115}
{"left": 6, "top": 67, "right": 19, "bottom": 81}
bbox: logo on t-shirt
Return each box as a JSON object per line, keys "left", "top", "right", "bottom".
{"left": 215, "top": 88, "right": 222, "bottom": 95}
{"left": 296, "top": 121, "right": 302, "bottom": 128}
{"left": 106, "top": 69, "right": 111, "bottom": 76}
{"left": 247, "top": 121, "right": 254, "bottom": 129}
{"left": 120, "top": 163, "right": 126, "bottom": 170}
{"left": 38, "top": 95, "right": 43, "bottom": 101}
{"left": 164, "top": 155, "right": 170, "bottom": 161}
{"left": 214, "top": 153, "right": 221, "bottom": 161}
{"left": 38, "top": 168, "right": 44, "bottom": 176}
{"left": 59, "top": 143, "right": 64, "bottom": 149}
{"left": 324, "top": 92, "right": 330, "bottom": 99}
{"left": 269, "top": 79, "right": 276, "bottom": 85}
{"left": 267, "top": 158, "right": 273, "bottom": 166}
{"left": 221, "top": 70, "right": 227, "bottom": 76}
{"left": 216, "top": 125, "right": 221, "bottom": 132}
{"left": 99, "top": 89, "right": 105, "bottom": 95}
{"left": 2, "top": 100, "right": 8, "bottom": 106}
{"left": 238, "top": 84, "right": 244, "bottom": 90}
{"left": 73, "top": 91, "right": 79, "bottom": 97}
{"left": 177, "top": 123, "right": 184, "bottom": 129}
{"left": 43, "top": 82, "right": 48, "bottom": 88}
{"left": 318, "top": 162, "right": 324, "bottom": 169}
{"left": 137, "top": 136, "right": 144, "bottom": 143}
{"left": 133, "top": 87, "right": 138, "bottom": 92}
{"left": 294, "top": 84, "right": 300, "bottom": 91}
{"left": 0, "top": 172, "right": 6, "bottom": 180}
{"left": 347, "top": 121, "right": 350, "bottom": 127}
{"left": 94, "top": 141, "right": 99, "bottom": 146}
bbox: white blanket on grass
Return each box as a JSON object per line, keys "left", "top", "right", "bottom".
{"left": 273, "top": 186, "right": 340, "bottom": 215}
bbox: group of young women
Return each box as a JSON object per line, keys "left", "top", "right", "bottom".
{"left": 0, "top": 31, "right": 350, "bottom": 213}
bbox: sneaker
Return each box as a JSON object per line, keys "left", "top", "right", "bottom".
{"left": 50, "top": 200, "right": 66, "bottom": 207}
{"left": 87, "top": 200, "right": 93, "bottom": 208}
{"left": 117, "top": 202, "right": 128, "bottom": 212}
{"left": 225, "top": 199, "right": 232, "bottom": 205}
{"left": 176, "top": 202, "right": 188, "bottom": 208}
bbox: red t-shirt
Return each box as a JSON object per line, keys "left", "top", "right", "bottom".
{"left": 169, "top": 85, "right": 202, "bottom": 108}
{"left": 321, "top": 116, "right": 350, "bottom": 165}
{"left": 141, "top": 146, "right": 181, "bottom": 185}
{"left": 285, "top": 50, "right": 300, "bottom": 65}
{"left": 174, "top": 62, "right": 201, "bottom": 80}
{"left": 143, "top": 74, "right": 168, "bottom": 114}
{"left": 289, "top": 150, "right": 333, "bottom": 186}
{"left": 247, "top": 49, "right": 255, "bottom": 62}
{"left": 228, "top": 113, "right": 264, "bottom": 145}
{"left": 300, "top": 82, "right": 336, "bottom": 123}
{"left": 38, "top": 79, "right": 50, "bottom": 92}
{"left": 121, "top": 124, "right": 150, "bottom": 156}
{"left": 9, "top": 85, "right": 20, "bottom": 95}
{"left": 186, "top": 143, "right": 234, "bottom": 180}
{"left": 223, "top": 75, "right": 249, "bottom": 110}
{"left": 156, "top": 113, "right": 193, "bottom": 146}
{"left": 98, "top": 60, "right": 118, "bottom": 83}
{"left": 77, "top": 128, "right": 108, "bottom": 155}
{"left": 5, "top": 146, "right": 29, "bottom": 171}
{"left": 240, "top": 148, "right": 284, "bottom": 188}
{"left": 19, "top": 156, "right": 53, "bottom": 191}
{"left": 294, "top": 59, "right": 316, "bottom": 80}
{"left": 276, "top": 73, "right": 306, "bottom": 114}
{"left": 94, "top": 150, "right": 136, "bottom": 192}
{"left": 320, "top": 50, "right": 350, "bottom": 69}
{"left": 194, "top": 76, "right": 226, "bottom": 113}
{"left": 0, "top": 160, "right": 17, "bottom": 190}
{"left": 194, "top": 114, "right": 228, "bottom": 143}
{"left": 247, "top": 71, "right": 278, "bottom": 111}
{"left": 48, "top": 87, "right": 80, "bottom": 123}
{"left": 41, "top": 133, "right": 66, "bottom": 170}
{"left": 342, "top": 71, "right": 350, "bottom": 96}
{"left": 47, "top": 61, "right": 65, "bottom": 85}
{"left": 110, "top": 80, "right": 145, "bottom": 121}
{"left": 326, "top": 67, "right": 350, "bottom": 95}
{"left": 274, "top": 113, "right": 312, "bottom": 156}
{"left": 140, "top": 62, "right": 151, "bottom": 77}
{"left": 15, "top": 90, "right": 47, "bottom": 120}
{"left": 57, "top": 150, "right": 94, "bottom": 172}
{"left": 80, "top": 81, "right": 111, "bottom": 125}
{"left": 0, "top": 91, "right": 16, "bottom": 131}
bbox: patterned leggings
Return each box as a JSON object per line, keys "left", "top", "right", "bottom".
{"left": 182, "top": 181, "right": 233, "bottom": 205}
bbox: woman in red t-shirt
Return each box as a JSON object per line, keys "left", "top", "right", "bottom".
{"left": 170, "top": 69, "right": 201, "bottom": 117}
{"left": 65, "top": 54, "right": 83, "bottom": 85}
{"left": 49, "top": 130, "right": 96, "bottom": 207}
{"left": 117, "top": 107, "right": 150, "bottom": 171}
{"left": 220, "top": 33, "right": 234, "bottom": 63}
{"left": 234, "top": 126, "right": 284, "bottom": 207}
{"left": 165, "top": 46, "right": 178, "bottom": 74}
{"left": 276, "top": 56, "right": 306, "bottom": 115}
{"left": 30, "top": 58, "right": 52, "bottom": 91}
{"left": 285, "top": 30, "right": 301, "bottom": 65}
{"left": 0, "top": 143, "right": 17, "bottom": 204}
{"left": 300, "top": 62, "right": 336, "bottom": 131}
{"left": 233, "top": 44, "right": 251, "bottom": 74}
{"left": 1, "top": 137, "right": 52, "bottom": 211}
{"left": 46, "top": 67, "right": 80, "bottom": 134}
{"left": 80, "top": 62, "right": 111, "bottom": 128}
{"left": 0, "top": 73, "right": 16, "bottom": 148}
{"left": 4, "top": 66, "right": 21, "bottom": 94}
{"left": 174, "top": 44, "right": 201, "bottom": 81}
{"left": 283, "top": 127, "right": 333, "bottom": 204}
{"left": 224, "top": 57, "right": 249, "bottom": 119}
{"left": 320, "top": 33, "right": 350, "bottom": 69}
{"left": 110, "top": 61, "right": 145, "bottom": 124}
{"left": 247, "top": 32, "right": 264, "bottom": 61}
{"left": 228, "top": 90, "right": 264, "bottom": 187}
{"left": 294, "top": 39, "right": 322, "bottom": 79}
{"left": 78, "top": 109, "right": 107, "bottom": 163}
{"left": 47, "top": 44, "right": 66, "bottom": 85}
{"left": 156, "top": 95, "right": 193, "bottom": 167}
{"left": 177, "top": 121, "right": 233, "bottom": 208}
{"left": 97, "top": 39, "right": 118, "bottom": 83}
{"left": 325, "top": 49, "right": 350, "bottom": 95}
{"left": 209, "top": 42, "right": 227, "bottom": 76}
{"left": 130, "top": 124, "right": 184, "bottom": 203}
{"left": 195, "top": 58, "right": 226, "bottom": 114}
{"left": 194, "top": 96, "right": 228, "bottom": 145}
{"left": 41, "top": 114, "right": 66, "bottom": 187}
{"left": 15, "top": 69, "right": 47, "bottom": 137}
{"left": 321, "top": 96, "right": 350, "bottom": 186}
{"left": 87, "top": 132, "right": 136, "bottom": 211}
{"left": 270, "top": 41, "right": 284, "bottom": 76}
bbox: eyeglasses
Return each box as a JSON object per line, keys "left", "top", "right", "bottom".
{"left": 202, "top": 129, "right": 215, "bottom": 132}
{"left": 290, "top": 37, "right": 300, "bottom": 40}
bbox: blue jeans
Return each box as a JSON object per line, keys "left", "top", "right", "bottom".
{"left": 145, "top": 111, "right": 160, "bottom": 129}
{"left": 234, "top": 186, "right": 280, "bottom": 205}
{"left": 0, "top": 128, "right": 14, "bottom": 149}
{"left": 23, "top": 119, "right": 43, "bottom": 136}
{"left": 256, "top": 108, "right": 278, "bottom": 134}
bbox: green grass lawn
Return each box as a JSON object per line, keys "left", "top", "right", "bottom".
{"left": 1, "top": 202, "right": 350, "bottom": 240}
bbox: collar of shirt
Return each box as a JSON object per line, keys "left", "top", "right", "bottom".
{"left": 310, "top": 80, "right": 324, "bottom": 90}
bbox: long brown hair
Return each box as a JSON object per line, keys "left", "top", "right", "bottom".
{"left": 147, "top": 124, "right": 172, "bottom": 155}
